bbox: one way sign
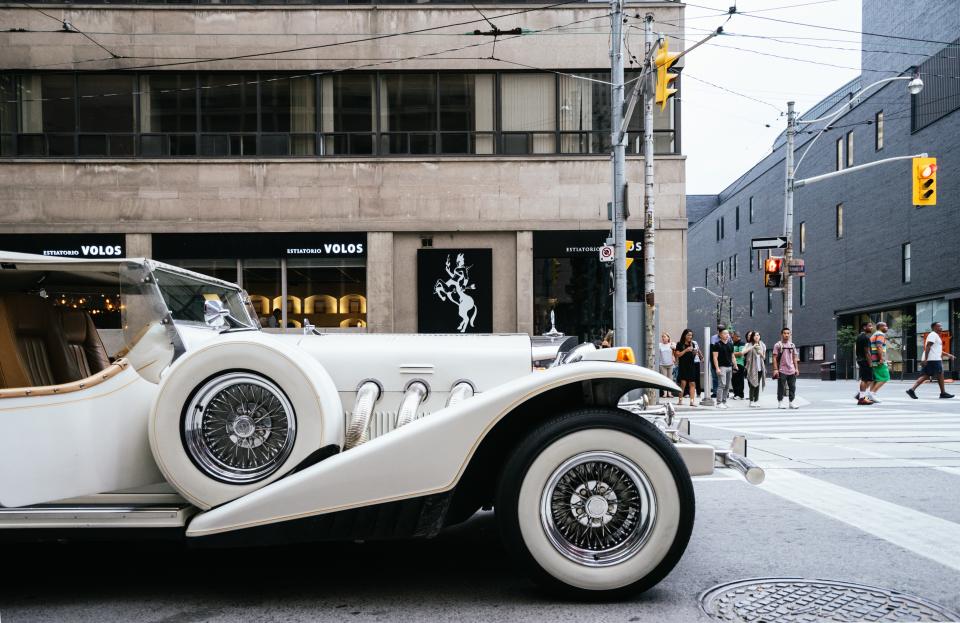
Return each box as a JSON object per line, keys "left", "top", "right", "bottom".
{"left": 751, "top": 236, "right": 787, "bottom": 250}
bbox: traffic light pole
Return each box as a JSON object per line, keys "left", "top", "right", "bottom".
{"left": 782, "top": 101, "right": 796, "bottom": 332}
{"left": 610, "top": 0, "right": 628, "bottom": 348}
{"left": 643, "top": 13, "right": 657, "bottom": 374}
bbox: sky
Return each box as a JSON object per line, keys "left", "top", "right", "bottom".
{"left": 671, "top": 0, "right": 862, "bottom": 194}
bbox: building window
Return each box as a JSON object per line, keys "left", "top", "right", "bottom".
{"left": 875, "top": 111, "right": 883, "bottom": 150}
{"left": 749, "top": 291, "right": 754, "bottom": 317}
{"left": 733, "top": 254, "right": 738, "bottom": 279}
{"left": 720, "top": 217, "right": 725, "bottom": 239}
{"left": 735, "top": 206, "right": 740, "bottom": 230}
{"left": 799, "top": 276, "right": 806, "bottom": 306}
{"left": 767, "top": 289, "right": 773, "bottom": 314}
{"left": 846, "top": 131, "right": 854, "bottom": 167}
{"left": 705, "top": 268, "right": 709, "bottom": 287}
{"left": 716, "top": 220, "right": 720, "bottom": 242}
{"left": 836, "top": 203, "right": 844, "bottom": 239}
{"left": 902, "top": 243, "right": 911, "bottom": 283}
{"left": 748, "top": 196, "right": 754, "bottom": 223}
{"left": 836, "top": 137, "right": 843, "bottom": 171}
{"left": 799, "top": 221, "right": 806, "bottom": 253}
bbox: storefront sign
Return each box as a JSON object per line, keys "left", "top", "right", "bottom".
{"left": 153, "top": 233, "right": 367, "bottom": 260}
{"left": 0, "top": 234, "right": 125, "bottom": 258}
{"left": 417, "top": 249, "right": 493, "bottom": 334}
{"left": 533, "top": 230, "right": 644, "bottom": 266}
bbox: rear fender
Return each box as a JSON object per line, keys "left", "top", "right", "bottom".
{"left": 185, "top": 362, "right": 678, "bottom": 538}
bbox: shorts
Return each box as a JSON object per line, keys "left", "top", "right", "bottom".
{"left": 923, "top": 360, "right": 944, "bottom": 377}
{"left": 873, "top": 362, "right": 890, "bottom": 383}
{"left": 857, "top": 360, "right": 873, "bottom": 382}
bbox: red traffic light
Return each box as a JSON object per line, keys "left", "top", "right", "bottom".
{"left": 765, "top": 257, "right": 783, "bottom": 273}
{"left": 919, "top": 162, "right": 937, "bottom": 178}
{"left": 764, "top": 256, "right": 784, "bottom": 288}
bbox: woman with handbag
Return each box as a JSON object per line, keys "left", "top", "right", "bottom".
{"left": 674, "top": 329, "right": 702, "bottom": 407}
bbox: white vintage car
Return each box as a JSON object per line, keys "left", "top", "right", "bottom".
{"left": 0, "top": 251, "right": 760, "bottom": 598}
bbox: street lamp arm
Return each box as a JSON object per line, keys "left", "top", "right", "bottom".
{"left": 794, "top": 75, "right": 916, "bottom": 177}
{"left": 691, "top": 286, "right": 725, "bottom": 300}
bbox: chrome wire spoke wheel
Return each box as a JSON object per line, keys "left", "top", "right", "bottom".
{"left": 183, "top": 372, "right": 296, "bottom": 484}
{"left": 540, "top": 450, "right": 657, "bottom": 567}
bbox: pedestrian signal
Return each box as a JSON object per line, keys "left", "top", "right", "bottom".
{"left": 912, "top": 156, "right": 937, "bottom": 206}
{"left": 764, "top": 256, "right": 784, "bottom": 288}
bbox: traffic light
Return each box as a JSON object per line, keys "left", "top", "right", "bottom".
{"left": 912, "top": 156, "right": 937, "bottom": 206}
{"left": 764, "top": 256, "right": 784, "bottom": 288}
{"left": 654, "top": 39, "right": 679, "bottom": 112}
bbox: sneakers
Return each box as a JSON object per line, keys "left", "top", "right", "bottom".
{"left": 778, "top": 401, "right": 786, "bottom": 409}
{"left": 868, "top": 394, "right": 881, "bottom": 403}
{"left": 789, "top": 401, "right": 799, "bottom": 409}
{"left": 906, "top": 389, "right": 918, "bottom": 400}
{"left": 940, "top": 392, "right": 955, "bottom": 399}
{"left": 857, "top": 397, "right": 874, "bottom": 405}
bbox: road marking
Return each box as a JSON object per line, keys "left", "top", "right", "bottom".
{"left": 760, "top": 470, "right": 960, "bottom": 573}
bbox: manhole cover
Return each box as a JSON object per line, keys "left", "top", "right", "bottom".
{"left": 699, "top": 578, "right": 960, "bottom": 622}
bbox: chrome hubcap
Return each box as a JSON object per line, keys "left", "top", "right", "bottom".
{"left": 183, "top": 372, "right": 296, "bottom": 484}
{"left": 540, "top": 451, "right": 657, "bottom": 567}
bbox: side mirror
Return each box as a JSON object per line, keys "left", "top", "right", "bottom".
{"left": 204, "top": 299, "right": 229, "bottom": 329}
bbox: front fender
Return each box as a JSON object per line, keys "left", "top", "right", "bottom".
{"left": 186, "top": 362, "right": 678, "bottom": 537}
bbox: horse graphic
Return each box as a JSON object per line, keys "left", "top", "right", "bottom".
{"left": 433, "top": 253, "right": 478, "bottom": 332}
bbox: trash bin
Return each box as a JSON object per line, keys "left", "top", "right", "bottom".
{"left": 819, "top": 362, "right": 836, "bottom": 381}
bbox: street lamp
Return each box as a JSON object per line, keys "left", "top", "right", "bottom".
{"left": 781, "top": 72, "right": 924, "bottom": 332}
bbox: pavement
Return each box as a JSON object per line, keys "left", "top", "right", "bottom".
{"left": 3, "top": 379, "right": 960, "bottom": 622}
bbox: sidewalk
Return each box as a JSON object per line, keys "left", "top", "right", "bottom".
{"left": 668, "top": 391, "right": 810, "bottom": 412}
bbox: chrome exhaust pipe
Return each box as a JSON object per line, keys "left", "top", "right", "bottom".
{"left": 720, "top": 450, "right": 766, "bottom": 485}
{"left": 396, "top": 381, "right": 428, "bottom": 428}
{"left": 346, "top": 381, "right": 381, "bottom": 449}
{"left": 447, "top": 381, "right": 474, "bottom": 408}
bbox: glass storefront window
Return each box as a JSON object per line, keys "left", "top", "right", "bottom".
{"left": 243, "top": 259, "right": 282, "bottom": 327}
{"left": 287, "top": 259, "right": 367, "bottom": 329}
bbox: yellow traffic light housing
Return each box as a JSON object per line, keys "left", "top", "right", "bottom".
{"left": 764, "top": 256, "right": 784, "bottom": 288}
{"left": 912, "top": 156, "right": 937, "bottom": 206}
{"left": 654, "top": 40, "right": 679, "bottom": 112}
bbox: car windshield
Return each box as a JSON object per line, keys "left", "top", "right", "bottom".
{"left": 151, "top": 267, "right": 254, "bottom": 328}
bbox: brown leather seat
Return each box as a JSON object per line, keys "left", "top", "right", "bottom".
{"left": 61, "top": 308, "right": 110, "bottom": 378}
{"left": 0, "top": 294, "right": 81, "bottom": 388}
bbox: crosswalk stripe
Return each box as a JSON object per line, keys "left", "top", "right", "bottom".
{"left": 692, "top": 421, "right": 960, "bottom": 430}
{"left": 736, "top": 430, "right": 960, "bottom": 439}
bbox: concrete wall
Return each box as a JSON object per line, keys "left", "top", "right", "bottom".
{"left": 0, "top": 3, "right": 682, "bottom": 73}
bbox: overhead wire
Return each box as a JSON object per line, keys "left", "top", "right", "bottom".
{"left": 14, "top": 0, "right": 121, "bottom": 58}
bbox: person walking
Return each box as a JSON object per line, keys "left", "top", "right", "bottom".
{"left": 709, "top": 324, "right": 724, "bottom": 398}
{"left": 855, "top": 322, "right": 876, "bottom": 405}
{"left": 868, "top": 322, "right": 890, "bottom": 402}
{"left": 658, "top": 333, "right": 676, "bottom": 397}
{"left": 907, "top": 321, "right": 956, "bottom": 399}
{"left": 711, "top": 328, "right": 737, "bottom": 409}
{"left": 772, "top": 327, "right": 800, "bottom": 409}
{"left": 742, "top": 330, "right": 767, "bottom": 408}
{"left": 674, "top": 329, "right": 701, "bottom": 407}
{"left": 731, "top": 331, "right": 746, "bottom": 400}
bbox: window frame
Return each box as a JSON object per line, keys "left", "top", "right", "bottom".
{"left": 836, "top": 203, "right": 844, "bottom": 239}
{"left": 836, "top": 137, "right": 843, "bottom": 171}
{"left": 875, "top": 110, "right": 883, "bottom": 151}
{"left": 845, "top": 130, "right": 854, "bottom": 167}
{"left": 799, "top": 221, "right": 806, "bottom": 253}
{"left": 902, "top": 242, "right": 912, "bottom": 284}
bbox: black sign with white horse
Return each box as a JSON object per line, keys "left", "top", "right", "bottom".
{"left": 417, "top": 248, "right": 493, "bottom": 333}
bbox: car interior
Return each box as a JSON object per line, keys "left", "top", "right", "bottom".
{"left": 0, "top": 266, "right": 125, "bottom": 391}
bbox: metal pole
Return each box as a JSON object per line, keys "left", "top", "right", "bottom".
{"left": 610, "top": 0, "right": 628, "bottom": 347}
{"left": 782, "top": 101, "right": 796, "bottom": 332}
{"left": 643, "top": 15, "right": 657, "bottom": 374}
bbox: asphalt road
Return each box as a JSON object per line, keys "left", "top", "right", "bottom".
{"left": 3, "top": 379, "right": 960, "bottom": 622}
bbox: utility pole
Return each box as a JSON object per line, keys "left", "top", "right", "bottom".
{"left": 643, "top": 14, "right": 657, "bottom": 372}
{"left": 609, "top": 0, "right": 628, "bottom": 348}
{"left": 782, "top": 101, "right": 796, "bottom": 332}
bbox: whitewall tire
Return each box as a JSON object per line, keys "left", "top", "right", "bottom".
{"left": 149, "top": 336, "right": 342, "bottom": 510}
{"left": 496, "top": 408, "right": 695, "bottom": 599}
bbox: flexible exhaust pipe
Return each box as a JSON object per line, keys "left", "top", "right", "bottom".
{"left": 346, "top": 381, "right": 381, "bottom": 449}
{"left": 396, "top": 381, "right": 428, "bottom": 428}
{"left": 446, "top": 381, "right": 475, "bottom": 408}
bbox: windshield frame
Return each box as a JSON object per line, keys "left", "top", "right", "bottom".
{"left": 145, "top": 260, "right": 257, "bottom": 331}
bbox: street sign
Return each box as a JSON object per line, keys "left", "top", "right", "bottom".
{"left": 752, "top": 236, "right": 788, "bottom": 250}
{"left": 788, "top": 258, "right": 805, "bottom": 275}
{"left": 599, "top": 244, "right": 615, "bottom": 262}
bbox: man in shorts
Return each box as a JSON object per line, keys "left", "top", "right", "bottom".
{"left": 869, "top": 322, "right": 890, "bottom": 401}
{"left": 907, "top": 321, "right": 956, "bottom": 399}
{"left": 855, "top": 321, "right": 875, "bottom": 405}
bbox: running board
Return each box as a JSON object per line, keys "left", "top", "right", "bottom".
{"left": 0, "top": 505, "right": 196, "bottom": 529}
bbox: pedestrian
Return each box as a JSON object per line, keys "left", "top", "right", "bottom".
{"left": 907, "top": 321, "right": 956, "bottom": 399}
{"left": 772, "top": 327, "right": 800, "bottom": 409}
{"left": 855, "top": 321, "right": 876, "bottom": 405}
{"left": 691, "top": 338, "right": 703, "bottom": 398}
{"left": 674, "top": 329, "right": 701, "bottom": 407}
{"left": 267, "top": 308, "right": 282, "bottom": 328}
{"left": 731, "top": 331, "right": 745, "bottom": 400}
{"left": 868, "top": 322, "right": 890, "bottom": 402}
{"left": 742, "top": 330, "right": 767, "bottom": 408}
{"left": 709, "top": 323, "right": 724, "bottom": 398}
{"left": 658, "top": 332, "right": 676, "bottom": 397}
{"left": 711, "top": 328, "right": 737, "bottom": 409}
